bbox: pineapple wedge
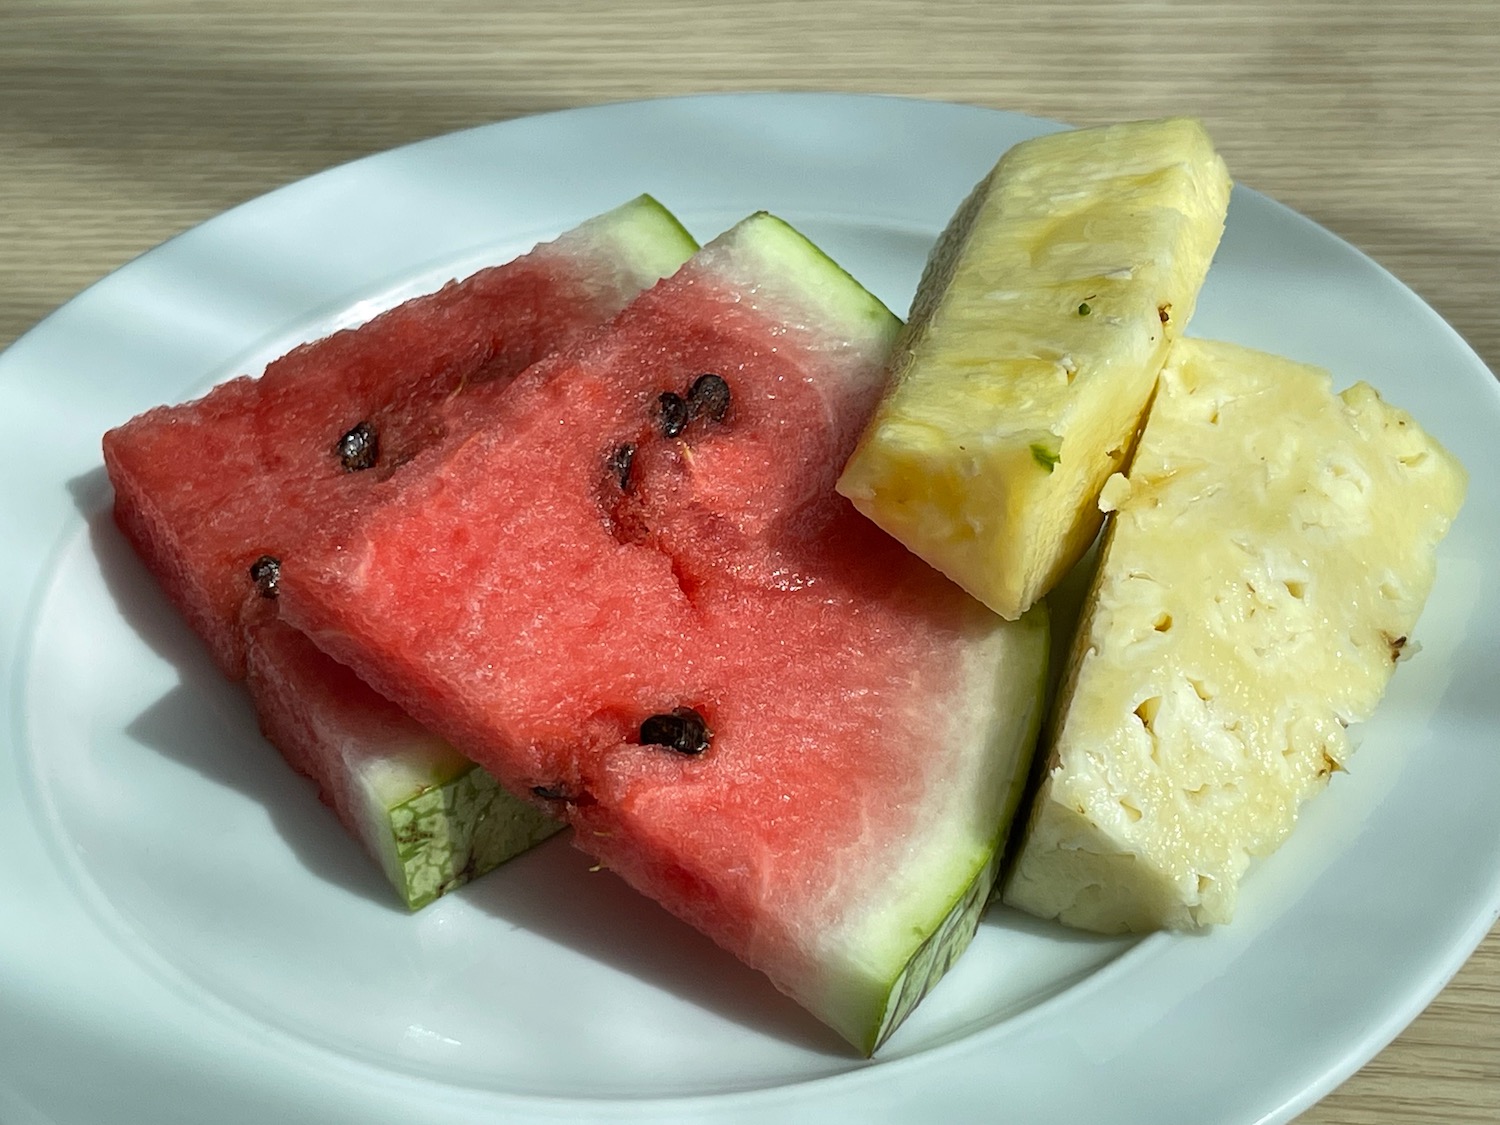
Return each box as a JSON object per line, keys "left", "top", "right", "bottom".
{"left": 1002, "top": 339, "right": 1467, "bottom": 933}
{"left": 838, "top": 118, "right": 1232, "bottom": 619}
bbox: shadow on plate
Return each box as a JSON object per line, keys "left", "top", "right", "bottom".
{"left": 70, "top": 467, "right": 403, "bottom": 913}
{"left": 461, "top": 837, "right": 847, "bottom": 1057}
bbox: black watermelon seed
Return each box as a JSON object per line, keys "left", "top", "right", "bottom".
{"left": 530, "top": 784, "right": 570, "bottom": 802}
{"left": 249, "top": 555, "right": 281, "bottom": 599}
{"left": 657, "top": 391, "right": 689, "bottom": 438}
{"left": 687, "top": 373, "right": 731, "bottom": 423}
{"left": 336, "top": 421, "right": 379, "bottom": 471}
{"left": 608, "top": 443, "right": 636, "bottom": 492}
{"left": 639, "top": 707, "right": 712, "bottom": 755}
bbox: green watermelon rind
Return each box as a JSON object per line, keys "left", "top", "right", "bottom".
{"left": 846, "top": 603, "right": 1050, "bottom": 1055}
{"left": 583, "top": 194, "right": 701, "bottom": 285}
{"left": 363, "top": 750, "right": 563, "bottom": 912}
{"left": 702, "top": 212, "right": 902, "bottom": 358}
{"left": 872, "top": 845, "right": 1000, "bottom": 1050}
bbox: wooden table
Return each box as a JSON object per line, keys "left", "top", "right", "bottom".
{"left": 3, "top": 3, "right": 1496, "bottom": 1121}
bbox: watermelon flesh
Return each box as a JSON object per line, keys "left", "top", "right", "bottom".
{"left": 280, "top": 214, "right": 1050, "bottom": 1052}
{"left": 103, "top": 194, "right": 698, "bottom": 679}
{"left": 103, "top": 195, "right": 699, "bottom": 908}
{"left": 243, "top": 605, "right": 562, "bottom": 910}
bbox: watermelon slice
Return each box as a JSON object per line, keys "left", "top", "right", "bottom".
{"left": 280, "top": 214, "right": 1050, "bottom": 1053}
{"left": 104, "top": 195, "right": 698, "bottom": 907}
{"left": 103, "top": 194, "right": 698, "bottom": 678}
{"left": 242, "top": 604, "right": 562, "bottom": 910}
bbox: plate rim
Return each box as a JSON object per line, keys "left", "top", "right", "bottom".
{"left": 2, "top": 90, "right": 1497, "bottom": 1125}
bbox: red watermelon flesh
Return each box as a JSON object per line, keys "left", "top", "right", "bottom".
{"left": 103, "top": 195, "right": 698, "bottom": 678}
{"left": 280, "top": 214, "right": 1049, "bottom": 1053}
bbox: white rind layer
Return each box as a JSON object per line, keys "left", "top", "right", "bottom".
{"left": 567, "top": 193, "right": 701, "bottom": 304}
{"left": 831, "top": 605, "right": 1050, "bottom": 1053}
{"left": 692, "top": 212, "right": 903, "bottom": 368}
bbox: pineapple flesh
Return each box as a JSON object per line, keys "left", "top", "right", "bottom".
{"left": 837, "top": 118, "right": 1232, "bottom": 619}
{"left": 1001, "top": 339, "right": 1467, "bottom": 933}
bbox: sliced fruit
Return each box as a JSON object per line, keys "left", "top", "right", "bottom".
{"left": 103, "top": 196, "right": 695, "bottom": 907}
{"left": 1002, "top": 338, "right": 1467, "bottom": 933}
{"left": 104, "top": 194, "right": 698, "bottom": 678}
{"left": 279, "top": 214, "right": 1051, "bottom": 1054}
{"left": 838, "top": 118, "right": 1232, "bottom": 619}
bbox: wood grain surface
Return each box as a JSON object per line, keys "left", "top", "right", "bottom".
{"left": 2, "top": 2, "right": 1496, "bottom": 1122}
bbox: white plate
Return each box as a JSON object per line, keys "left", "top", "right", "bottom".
{"left": 2, "top": 93, "right": 1497, "bottom": 1125}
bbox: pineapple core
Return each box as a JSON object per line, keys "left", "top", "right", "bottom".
{"left": 1003, "top": 339, "right": 1467, "bottom": 933}
{"left": 838, "top": 117, "right": 1232, "bottom": 619}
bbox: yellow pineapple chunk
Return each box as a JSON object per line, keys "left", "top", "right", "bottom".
{"left": 1002, "top": 339, "right": 1467, "bottom": 933}
{"left": 838, "top": 118, "right": 1232, "bottom": 619}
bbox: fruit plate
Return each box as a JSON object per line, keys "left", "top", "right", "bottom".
{"left": 2, "top": 93, "right": 1497, "bottom": 1125}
